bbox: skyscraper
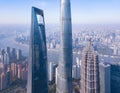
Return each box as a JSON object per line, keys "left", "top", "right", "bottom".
{"left": 72, "top": 64, "right": 80, "bottom": 80}
{"left": 99, "top": 62, "right": 111, "bottom": 93}
{"left": 48, "top": 62, "right": 54, "bottom": 82}
{"left": 0, "top": 72, "right": 6, "bottom": 90}
{"left": 3, "top": 51, "right": 9, "bottom": 65}
{"left": 17, "top": 64, "right": 22, "bottom": 79}
{"left": 11, "top": 48, "right": 17, "bottom": 62}
{"left": 110, "top": 62, "right": 120, "bottom": 93}
{"left": 56, "top": 0, "right": 73, "bottom": 93}
{"left": 27, "top": 7, "right": 48, "bottom": 93}
{"left": 16, "top": 49, "right": 22, "bottom": 60}
{"left": 11, "top": 62, "right": 17, "bottom": 79}
{"left": 6, "top": 66, "right": 12, "bottom": 87}
{"left": 80, "top": 40, "right": 100, "bottom": 93}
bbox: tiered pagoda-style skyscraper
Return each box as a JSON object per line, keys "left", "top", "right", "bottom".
{"left": 80, "top": 40, "right": 100, "bottom": 93}
{"left": 56, "top": 0, "right": 73, "bottom": 93}
{"left": 27, "top": 7, "right": 48, "bottom": 93}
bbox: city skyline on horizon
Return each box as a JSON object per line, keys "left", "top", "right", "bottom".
{"left": 0, "top": 0, "right": 120, "bottom": 25}
{"left": 0, "top": 1, "right": 120, "bottom": 93}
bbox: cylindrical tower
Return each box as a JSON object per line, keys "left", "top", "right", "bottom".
{"left": 56, "top": 0, "right": 73, "bottom": 93}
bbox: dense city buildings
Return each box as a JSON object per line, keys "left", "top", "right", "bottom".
{"left": 80, "top": 40, "right": 100, "bottom": 93}
{"left": 27, "top": 7, "right": 48, "bottom": 93}
{"left": 99, "top": 62, "right": 111, "bottom": 93}
{"left": 56, "top": 0, "right": 73, "bottom": 93}
{"left": 0, "top": 61, "right": 28, "bottom": 91}
{"left": 0, "top": 47, "right": 27, "bottom": 91}
{"left": 1, "top": 1, "right": 120, "bottom": 93}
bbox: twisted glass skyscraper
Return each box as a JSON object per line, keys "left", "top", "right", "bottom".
{"left": 27, "top": 7, "right": 48, "bottom": 93}
{"left": 56, "top": 0, "right": 73, "bottom": 93}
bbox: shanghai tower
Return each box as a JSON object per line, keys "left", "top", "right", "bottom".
{"left": 56, "top": 0, "right": 73, "bottom": 93}
{"left": 27, "top": 7, "right": 48, "bottom": 93}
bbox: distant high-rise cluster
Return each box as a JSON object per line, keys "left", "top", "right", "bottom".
{"left": 80, "top": 40, "right": 100, "bottom": 93}
{"left": 0, "top": 47, "right": 23, "bottom": 65}
{"left": 0, "top": 47, "right": 27, "bottom": 91}
{"left": 0, "top": 62, "right": 28, "bottom": 90}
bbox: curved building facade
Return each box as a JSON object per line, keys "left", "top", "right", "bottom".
{"left": 27, "top": 7, "right": 48, "bottom": 93}
{"left": 56, "top": 0, "right": 73, "bottom": 93}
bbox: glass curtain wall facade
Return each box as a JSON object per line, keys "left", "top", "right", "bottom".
{"left": 56, "top": 0, "right": 73, "bottom": 93}
{"left": 27, "top": 7, "right": 48, "bottom": 93}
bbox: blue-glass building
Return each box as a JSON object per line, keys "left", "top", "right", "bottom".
{"left": 27, "top": 7, "right": 48, "bottom": 93}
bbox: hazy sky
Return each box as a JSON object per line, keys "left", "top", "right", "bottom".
{"left": 0, "top": 0, "right": 120, "bottom": 24}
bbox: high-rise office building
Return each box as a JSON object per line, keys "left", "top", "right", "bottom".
{"left": 16, "top": 49, "right": 22, "bottom": 60}
{"left": 11, "top": 62, "right": 17, "bottom": 79}
{"left": 6, "top": 66, "right": 12, "bottom": 87}
{"left": 80, "top": 40, "right": 100, "bottom": 93}
{"left": 72, "top": 65, "right": 80, "bottom": 80}
{"left": 72, "top": 58, "right": 81, "bottom": 80}
{"left": 17, "top": 64, "right": 22, "bottom": 79}
{"left": 11, "top": 48, "right": 17, "bottom": 62}
{"left": 99, "top": 62, "right": 111, "bottom": 93}
{"left": 48, "top": 62, "right": 54, "bottom": 82}
{"left": 6, "top": 47, "right": 10, "bottom": 55}
{"left": 27, "top": 7, "right": 48, "bottom": 93}
{"left": 0, "top": 62, "right": 4, "bottom": 70}
{"left": 1, "top": 49, "right": 5, "bottom": 63}
{"left": 6, "top": 47, "right": 11, "bottom": 59}
{"left": 21, "top": 67, "right": 27, "bottom": 81}
{"left": 0, "top": 72, "right": 6, "bottom": 90}
{"left": 3, "top": 51, "right": 9, "bottom": 65}
{"left": 0, "top": 50, "right": 3, "bottom": 62}
{"left": 55, "top": 67, "right": 58, "bottom": 85}
{"left": 56, "top": 0, "right": 73, "bottom": 93}
{"left": 48, "top": 62, "right": 58, "bottom": 83}
{"left": 110, "top": 63, "right": 120, "bottom": 93}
